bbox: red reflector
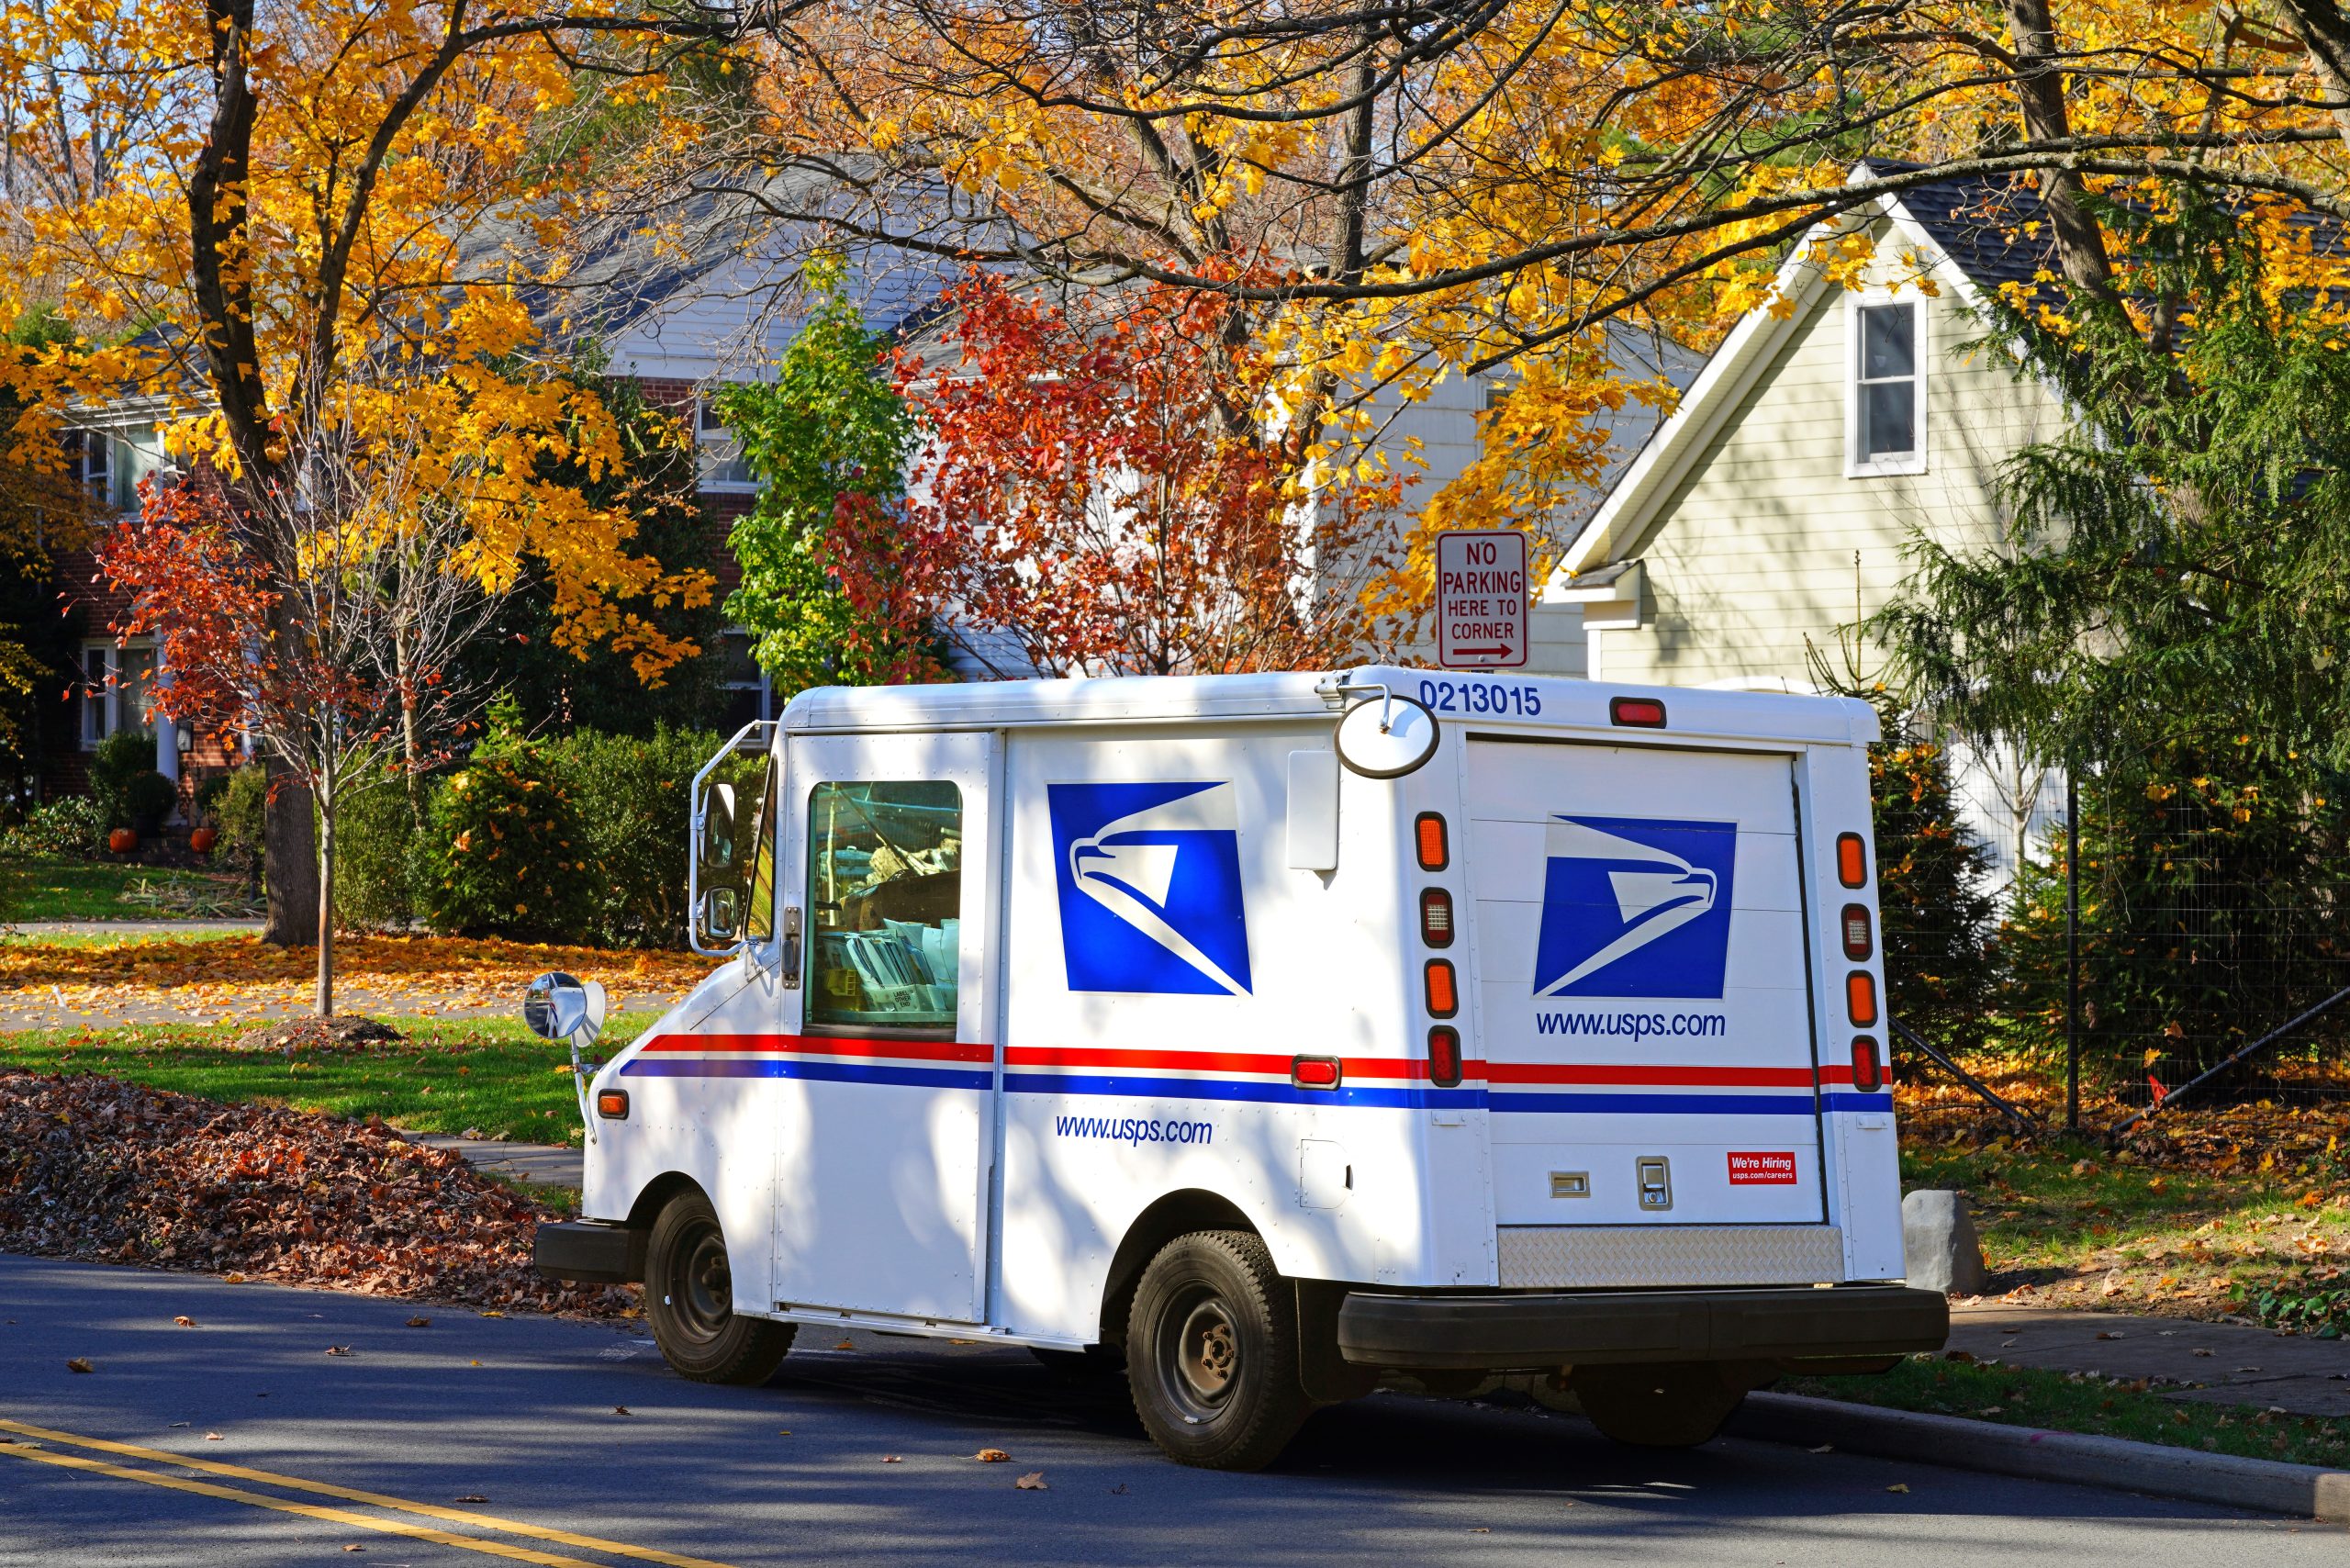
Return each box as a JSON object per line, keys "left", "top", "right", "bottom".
{"left": 1419, "top": 888, "right": 1455, "bottom": 947}
{"left": 1424, "top": 959, "right": 1459, "bottom": 1018}
{"left": 1845, "top": 970, "right": 1879, "bottom": 1027}
{"left": 1851, "top": 1036, "right": 1884, "bottom": 1092}
{"left": 1837, "top": 833, "right": 1867, "bottom": 888}
{"left": 1841, "top": 903, "right": 1872, "bottom": 959}
{"left": 1427, "top": 1026, "right": 1463, "bottom": 1088}
{"left": 1415, "top": 812, "right": 1449, "bottom": 871}
{"left": 596, "top": 1089, "right": 630, "bottom": 1119}
{"left": 1292, "top": 1055, "right": 1342, "bottom": 1090}
{"left": 1609, "top": 696, "right": 1667, "bottom": 727}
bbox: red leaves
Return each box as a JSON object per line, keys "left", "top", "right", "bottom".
{"left": 0, "top": 1071, "right": 632, "bottom": 1317}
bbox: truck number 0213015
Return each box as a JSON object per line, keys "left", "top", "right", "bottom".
{"left": 1416, "top": 677, "right": 1543, "bottom": 717}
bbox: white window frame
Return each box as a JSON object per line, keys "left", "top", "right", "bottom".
{"left": 1845, "top": 293, "right": 1930, "bottom": 478}
{"left": 80, "top": 639, "right": 156, "bottom": 748}
{"left": 719, "top": 625, "right": 773, "bottom": 722}
{"left": 695, "top": 390, "right": 757, "bottom": 493}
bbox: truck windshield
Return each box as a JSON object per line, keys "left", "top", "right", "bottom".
{"left": 807, "top": 780, "right": 962, "bottom": 1034}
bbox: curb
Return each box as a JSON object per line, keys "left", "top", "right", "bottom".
{"left": 1729, "top": 1392, "right": 2350, "bottom": 1524}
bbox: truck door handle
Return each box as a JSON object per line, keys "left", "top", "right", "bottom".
{"left": 780, "top": 906, "right": 803, "bottom": 989}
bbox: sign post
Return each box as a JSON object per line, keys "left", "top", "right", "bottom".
{"left": 1434, "top": 530, "right": 1529, "bottom": 669}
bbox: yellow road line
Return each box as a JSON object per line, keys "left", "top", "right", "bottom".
{"left": 0, "top": 1442, "right": 605, "bottom": 1566}
{"left": 0, "top": 1418, "right": 740, "bottom": 1568}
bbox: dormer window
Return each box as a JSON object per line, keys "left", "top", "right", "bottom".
{"left": 1848, "top": 298, "right": 1927, "bottom": 476}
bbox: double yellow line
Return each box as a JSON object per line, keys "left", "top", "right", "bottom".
{"left": 0, "top": 1417, "right": 741, "bottom": 1568}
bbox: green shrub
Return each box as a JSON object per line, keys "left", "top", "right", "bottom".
{"left": 415, "top": 744, "right": 593, "bottom": 939}
{"left": 330, "top": 779, "right": 425, "bottom": 933}
{"left": 2, "top": 795, "right": 106, "bottom": 858}
{"left": 543, "top": 724, "right": 717, "bottom": 947}
{"left": 204, "top": 764, "right": 268, "bottom": 870}
{"left": 88, "top": 728, "right": 174, "bottom": 829}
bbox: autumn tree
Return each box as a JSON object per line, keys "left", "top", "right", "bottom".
{"left": 825, "top": 277, "right": 1398, "bottom": 678}
{"left": 96, "top": 377, "right": 520, "bottom": 1016}
{"left": 0, "top": 0, "right": 740, "bottom": 943}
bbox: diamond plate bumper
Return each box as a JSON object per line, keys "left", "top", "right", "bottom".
{"left": 1336, "top": 1285, "right": 1948, "bottom": 1371}
{"left": 1495, "top": 1224, "right": 1849, "bottom": 1288}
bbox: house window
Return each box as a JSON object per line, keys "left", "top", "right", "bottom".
{"left": 1851, "top": 300, "right": 1925, "bottom": 474}
{"left": 720, "top": 628, "right": 772, "bottom": 731}
{"left": 63, "top": 430, "right": 114, "bottom": 509}
{"left": 696, "top": 393, "right": 756, "bottom": 490}
{"left": 82, "top": 641, "right": 156, "bottom": 747}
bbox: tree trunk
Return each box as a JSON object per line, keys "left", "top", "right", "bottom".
{"left": 315, "top": 784, "right": 334, "bottom": 1018}
{"left": 1999, "top": 0, "right": 2118, "bottom": 302}
{"left": 2268, "top": 0, "right": 2350, "bottom": 152}
{"left": 261, "top": 757, "right": 319, "bottom": 947}
{"left": 395, "top": 624, "right": 425, "bottom": 827}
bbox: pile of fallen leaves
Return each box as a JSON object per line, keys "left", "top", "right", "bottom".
{"left": 227, "top": 1015, "right": 406, "bottom": 1054}
{"left": 0, "top": 934, "right": 709, "bottom": 1025}
{"left": 0, "top": 1070, "right": 633, "bottom": 1316}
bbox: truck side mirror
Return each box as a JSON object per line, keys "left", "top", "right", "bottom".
{"left": 699, "top": 884, "right": 742, "bottom": 946}
{"left": 522, "top": 970, "right": 608, "bottom": 1049}
{"left": 700, "top": 781, "right": 738, "bottom": 871}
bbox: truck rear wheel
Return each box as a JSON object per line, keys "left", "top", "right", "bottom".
{"left": 644, "top": 1192, "right": 795, "bottom": 1385}
{"left": 1125, "top": 1230, "right": 1311, "bottom": 1471}
{"left": 1571, "top": 1361, "right": 1747, "bottom": 1447}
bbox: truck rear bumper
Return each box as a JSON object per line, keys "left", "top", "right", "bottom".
{"left": 1336, "top": 1284, "right": 1948, "bottom": 1371}
{"left": 534, "top": 1220, "right": 635, "bottom": 1284}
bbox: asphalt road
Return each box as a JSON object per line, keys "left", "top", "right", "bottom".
{"left": 1, "top": 1255, "right": 2338, "bottom": 1567}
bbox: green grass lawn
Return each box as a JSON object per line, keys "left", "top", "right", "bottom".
{"left": 0, "top": 856, "right": 261, "bottom": 922}
{"left": 0, "top": 1014, "right": 655, "bottom": 1144}
{"left": 1786, "top": 1354, "right": 2350, "bottom": 1468}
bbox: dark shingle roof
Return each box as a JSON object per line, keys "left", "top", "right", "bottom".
{"left": 1856, "top": 160, "right": 2062, "bottom": 294}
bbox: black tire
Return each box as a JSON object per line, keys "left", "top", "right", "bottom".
{"left": 1571, "top": 1361, "right": 1747, "bottom": 1447}
{"left": 1125, "top": 1230, "right": 1312, "bottom": 1471}
{"left": 644, "top": 1191, "right": 795, "bottom": 1385}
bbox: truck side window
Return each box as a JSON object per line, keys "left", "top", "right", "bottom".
{"left": 744, "top": 758, "right": 779, "bottom": 945}
{"left": 806, "top": 780, "right": 962, "bottom": 1034}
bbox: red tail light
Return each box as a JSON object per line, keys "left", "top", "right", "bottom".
{"left": 1427, "top": 1026, "right": 1463, "bottom": 1088}
{"left": 1845, "top": 970, "right": 1879, "bottom": 1027}
{"left": 1837, "top": 833, "right": 1867, "bottom": 888}
{"left": 1415, "top": 812, "right": 1449, "bottom": 871}
{"left": 1851, "top": 1036, "right": 1884, "bottom": 1092}
{"left": 1841, "top": 903, "right": 1873, "bottom": 959}
{"left": 1424, "top": 959, "right": 1459, "bottom": 1018}
{"left": 1610, "top": 696, "right": 1667, "bottom": 727}
{"left": 1419, "top": 888, "right": 1455, "bottom": 947}
{"left": 596, "top": 1089, "right": 630, "bottom": 1119}
{"left": 1292, "top": 1056, "right": 1342, "bottom": 1090}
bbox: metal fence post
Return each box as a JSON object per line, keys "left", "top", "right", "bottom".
{"left": 2065, "top": 767, "right": 2081, "bottom": 1133}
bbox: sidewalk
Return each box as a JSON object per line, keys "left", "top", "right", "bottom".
{"left": 1948, "top": 1300, "right": 2350, "bottom": 1418}
{"left": 419, "top": 1132, "right": 585, "bottom": 1190}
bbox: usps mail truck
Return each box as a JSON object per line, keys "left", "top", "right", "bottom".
{"left": 532, "top": 668, "right": 1946, "bottom": 1470}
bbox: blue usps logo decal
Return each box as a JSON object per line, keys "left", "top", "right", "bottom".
{"left": 1048, "top": 782, "right": 1253, "bottom": 995}
{"left": 1532, "top": 816, "right": 1737, "bottom": 999}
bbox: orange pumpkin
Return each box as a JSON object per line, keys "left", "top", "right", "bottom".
{"left": 107, "top": 827, "right": 138, "bottom": 855}
{"left": 188, "top": 827, "right": 218, "bottom": 854}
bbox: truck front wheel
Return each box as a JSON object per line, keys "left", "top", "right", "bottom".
{"left": 1125, "top": 1230, "right": 1312, "bottom": 1471}
{"left": 1571, "top": 1361, "right": 1747, "bottom": 1447}
{"left": 644, "top": 1192, "right": 795, "bottom": 1385}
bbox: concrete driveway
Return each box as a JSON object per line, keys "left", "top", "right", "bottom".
{"left": 1, "top": 1254, "right": 2341, "bottom": 1567}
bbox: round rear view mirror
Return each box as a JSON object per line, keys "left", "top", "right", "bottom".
{"left": 522, "top": 970, "right": 607, "bottom": 1047}
{"left": 1334, "top": 694, "right": 1440, "bottom": 778}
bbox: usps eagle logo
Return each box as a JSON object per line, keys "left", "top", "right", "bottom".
{"left": 1047, "top": 782, "right": 1254, "bottom": 995}
{"left": 1531, "top": 816, "right": 1738, "bottom": 999}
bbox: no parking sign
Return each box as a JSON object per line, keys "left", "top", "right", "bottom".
{"left": 1434, "top": 530, "right": 1528, "bottom": 669}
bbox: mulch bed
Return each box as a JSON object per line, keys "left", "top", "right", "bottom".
{"left": 0, "top": 1070, "right": 634, "bottom": 1316}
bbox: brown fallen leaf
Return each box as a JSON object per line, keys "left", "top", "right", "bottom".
{"left": 1468, "top": 1528, "right": 1492, "bottom": 1534}
{"left": 974, "top": 1449, "right": 1011, "bottom": 1462}
{"left": 406, "top": 1316, "right": 431, "bottom": 1328}
{"left": 612, "top": 1406, "right": 630, "bottom": 1416}
{"left": 1886, "top": 1484, "right": 1910, "bottom": 1494}
{"left": 205, "top": 1432, "right": 223, "bottom": 1441}
{"left": 66, "top": 1358, "right": 94, "bottom": 1373}
{"left": 1807, "top": 1443, "right": 1833, "bottom": 1454}
{"left": 325, "top": 1345, "right": 354, "bottom": 1357}
{"left": 453, "top": 1495, "right": 487, "bottom": 1504}
{"left": 1014, "top": 1472, "right": 1047, "bottom": 1491}
{"left": 881, "top": 1455, "right": 902, "bottom": 1464}
{"left": 478, "top": 1311, "right": 506, "bottom": 1319}
{"left": 342, "top": 1546, "right": 364, "bottom": 1553}
{"left": 173, "top": 1316, "right": 196, "bottom": 1327}
{"left": 834, "top": 1338, "right": 856, "bottom": 1351}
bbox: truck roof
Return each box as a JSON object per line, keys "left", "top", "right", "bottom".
{"left": 777, "top": 667, "right": 1880, "bottom": 747}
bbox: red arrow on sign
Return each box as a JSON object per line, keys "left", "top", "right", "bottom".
{"left": 1450, "top": 645, "right": 1512, "bottom": 657}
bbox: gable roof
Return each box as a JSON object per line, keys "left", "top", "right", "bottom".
{"left": 1543, "top": 167, "right": 2059, "bottom": 589}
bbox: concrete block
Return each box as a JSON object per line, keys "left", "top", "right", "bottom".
{"left": 1901, "top": 1188, "right": 1987, "bottom": 1295}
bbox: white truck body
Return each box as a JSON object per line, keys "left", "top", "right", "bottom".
{"left": 541, "top": 667, "right": 1943, "bottom": 1458}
